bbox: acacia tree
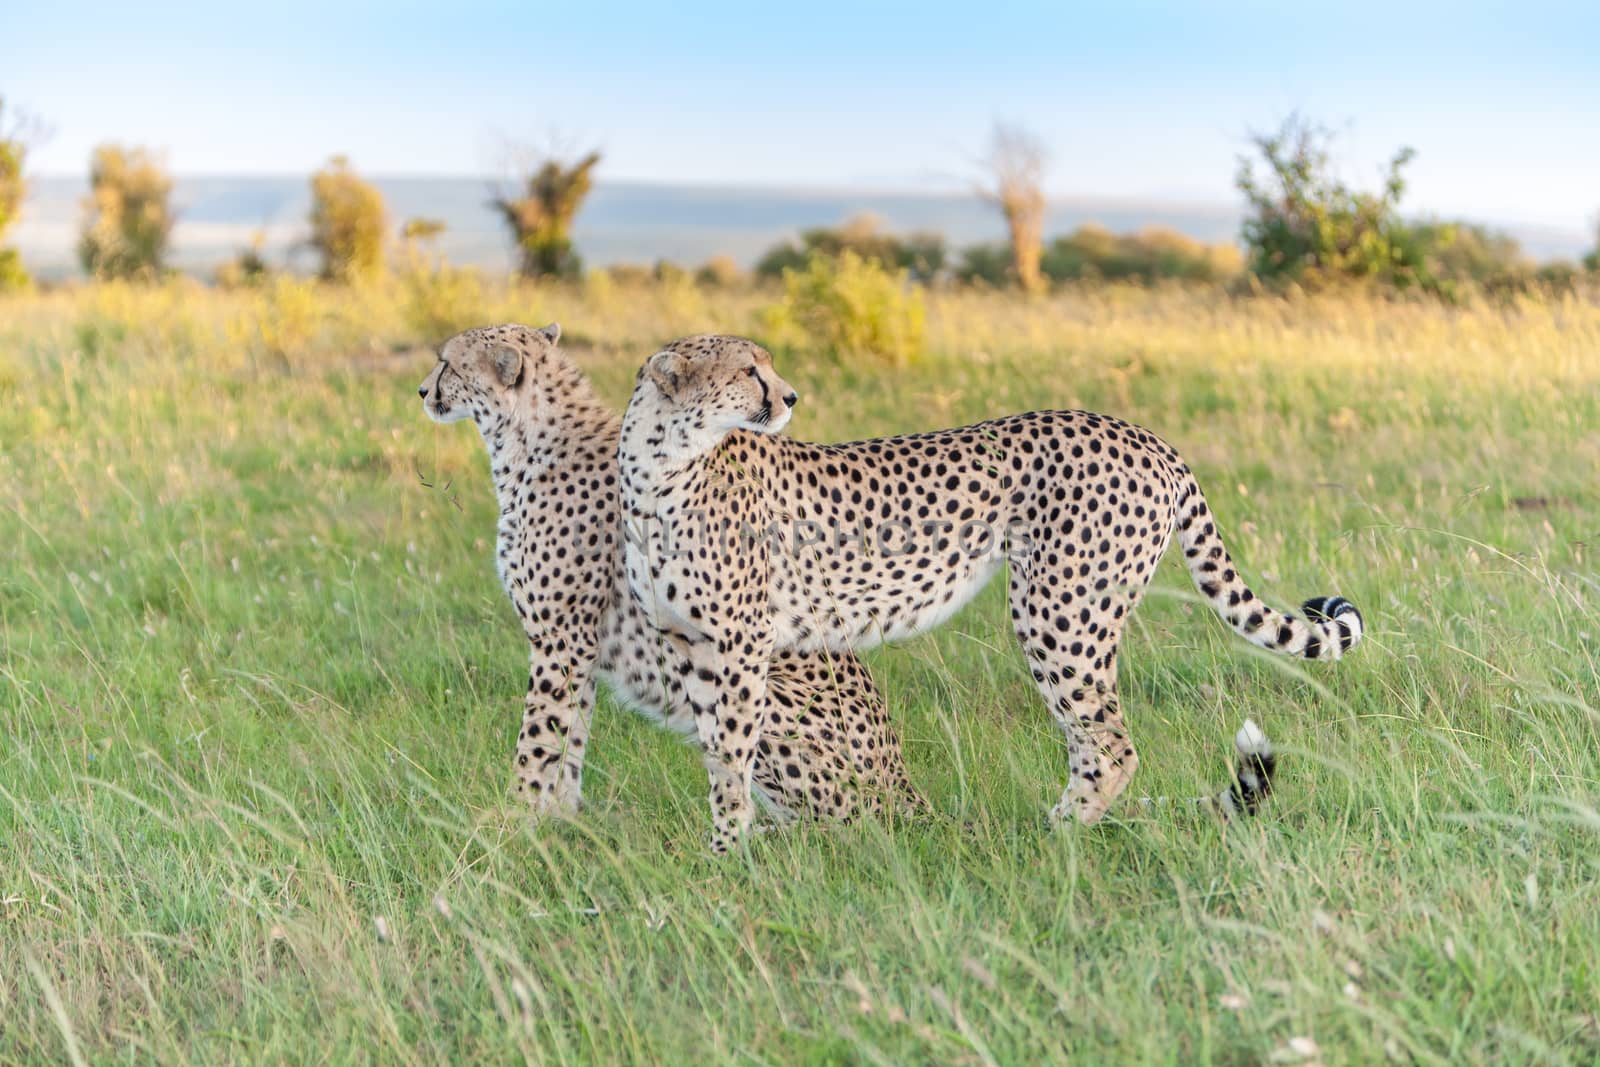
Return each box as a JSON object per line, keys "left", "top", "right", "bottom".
{"left": 79, "top": 144, "right": 174, "bottom": 281}
{"left": 491, "top": 148, "right": 601, "bottom": 279}
{"left": 309, "top": 156, "right": 387, "bottom": 283}
{"left": 0, "top": 96, "right": 34, "bottom": 290}
{"left": 980, "top": 122, "right": 1049, "bottom": 293}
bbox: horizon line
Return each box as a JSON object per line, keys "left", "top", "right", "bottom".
{"left": 23, "top": 172, "right": 1591, "bottom": 239}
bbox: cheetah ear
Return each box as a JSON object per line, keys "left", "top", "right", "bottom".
{"left": 536, "top": 322, "right": 561, "bottom": 345}
{"left": 491, "top": 346, "right": 524, "bottom": 388}
{"left": 645, "top": 350, "right": 686, "bottom": 396}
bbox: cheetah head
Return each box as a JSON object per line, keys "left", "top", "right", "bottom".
{"left": 419, "top": 322, "right": 562, "bottom": 424}
{"left": 639, "top": 334, "right": 799, "bottom": 442}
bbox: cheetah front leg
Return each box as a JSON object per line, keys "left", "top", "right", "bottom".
{"left": 512, "top": 630, "right": 599, "bottom": 815}
{"left": 680, "top": 628, "right": 774, "bottom": 853}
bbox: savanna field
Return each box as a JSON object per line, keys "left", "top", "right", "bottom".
{"left": 3, "top": 278, "right": 1599, "bottom": 1064}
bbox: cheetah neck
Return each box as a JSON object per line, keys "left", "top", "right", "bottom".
{"left": 618, "top": 401, "right": 729, "bottom": 512}
{"left": 478, "top": 381, "right": 619, "bottom": 518}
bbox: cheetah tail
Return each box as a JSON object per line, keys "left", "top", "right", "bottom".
{"left": 1173, "top": 466, "right": 1364, "bottom": 661}
{"left": 1212, "top": 718, "right": 1276, "bottom": 818}
{"left": 1137, "top": 718, "right": 1278, "bottom": 819}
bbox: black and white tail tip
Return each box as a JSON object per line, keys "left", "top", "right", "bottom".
{"left": 1300, "top": 595, "right": 1365, "bottom": 660}
{"left": 1136, "top": 718, "right": 1279, "bottom": 820}
{"left": 1217, "top": 718, "right": 1276, "bottom": 819}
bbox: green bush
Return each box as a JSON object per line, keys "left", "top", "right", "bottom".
{"left": 756, "top": 215, "right": 945, "bottom": 283}
{"left": 78, "top": 144, "right": 174, "bottom": 282}
{"left": 1394, "top": 220, "right": 1554, "bottom": 299}
{"left": 1405, "top": 221, "right": 1526, "bottom": 283}
{"left": 761, "top": 250, "right": 925, "bottom": 368}
{"left": 1235, "top": 115, "right": 1433, "bottom": 291}
{"left": 310, "top": 156, "right": 387, "bottom": 284}
{"left": 1528, "top": 260, "right": 1582, "bottom": 294}
{"left": 1041, "top": 225, "right": 1241, "bottom": 283}
{"left": 953, "top": 242, "right": 1012, "bottom": 287}
{"left": 0, "top": 96, "right": 30, "bottom": 292}
{"left": 957, "top": 228, "right": 1241, "bottom": 287}
{"left": 1229, "top": 115, "right": 1559, "bottom": 300}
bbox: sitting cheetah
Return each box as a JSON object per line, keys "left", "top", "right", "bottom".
{"left": 419, "top": 323, "right": 922, "bottom": 824}
{"left": 618, "top": 334, "right": 1362, "bottom": 850}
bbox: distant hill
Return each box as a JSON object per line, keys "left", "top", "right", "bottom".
{"left": 11, "top": 176, "right": 1591, "bottom": 280}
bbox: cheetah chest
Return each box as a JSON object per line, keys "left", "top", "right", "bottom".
{"left": 622, "top": 514, "right": 705, "bottom": 639}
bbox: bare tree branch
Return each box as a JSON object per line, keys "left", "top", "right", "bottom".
{"left": 978, "top": 122, "right": 1049, "bottom": 293}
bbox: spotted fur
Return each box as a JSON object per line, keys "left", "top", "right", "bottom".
{"left": 420, "top": 324, "right": 922, "bottom": 825}
{"left": 618, "top": 334, "right": 1363, "bottom": 850}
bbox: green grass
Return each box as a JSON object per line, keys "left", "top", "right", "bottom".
{"left": 3, "top": 279, "right": 1599, "bottom": 1064}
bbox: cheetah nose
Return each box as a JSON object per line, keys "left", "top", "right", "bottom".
{"left": 417, "top": 386, "right": 428, "bottom": 399}
{"left": 783, "top": 391, "right": 799, "bottom": 409}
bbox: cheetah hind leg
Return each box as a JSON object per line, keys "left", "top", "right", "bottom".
{"left": 748, "top": 718, "right": 928, "bottom": 824}
{"left": 760, "top": 655, "right": 929, "bottom": 822}
{"left": 1022, "top": 659, "right": 1141, "bottom": 827}
{"left": 1046, "top": 681, "right": 1140, "bottom": 826}
{"left": 750, "top": 724, "right": 864, "bottom": 822}
{"left": 1008, "top": 561, "right": 1142, "bottom": 825}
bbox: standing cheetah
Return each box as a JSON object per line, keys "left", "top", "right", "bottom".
{"left": 419, "top": 324, "right": 922, "bottom": 824}
{"left": 618, "top": 334, "right": 1362, "bottom": 851}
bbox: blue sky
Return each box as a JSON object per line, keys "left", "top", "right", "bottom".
{"left": 5, "top": 0, "right": 1597, "bottom": 230}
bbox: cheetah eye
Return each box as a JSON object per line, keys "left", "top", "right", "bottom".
{"left": 746, "top": 366, "right": 759, "bottom": 377}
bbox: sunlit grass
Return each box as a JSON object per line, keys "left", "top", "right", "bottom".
{"left": 2, "top": 278, "right": 1598, "bottom": 1063}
